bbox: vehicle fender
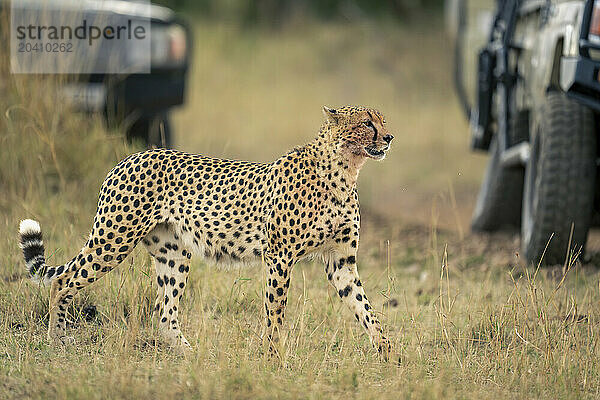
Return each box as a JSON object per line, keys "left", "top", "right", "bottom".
{"left": 529, "top": 2, "right": 585, "bottom": 106}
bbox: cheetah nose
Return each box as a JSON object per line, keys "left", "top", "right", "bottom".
{"left": 383, "top": 134, "right": 394, "bottom": 143}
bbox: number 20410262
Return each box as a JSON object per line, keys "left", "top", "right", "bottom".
{"left": 18, "top": 42, "right": 73, "bottom": 52}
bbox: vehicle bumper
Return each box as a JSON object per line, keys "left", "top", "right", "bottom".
{"left": 65, "top": 70, "right": 187, "bottom": 117}
{"left": 109, "top": 71, "right": 187, "bottom": 116}
{"left": 560, "top": 56, "right": 600, "bottom": 111}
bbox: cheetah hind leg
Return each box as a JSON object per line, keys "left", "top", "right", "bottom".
{"left": 143, "top": 226, "right": 192, "bottom": 353}
{"left": 151, "top": 254, "right": 191, "bottom": 353}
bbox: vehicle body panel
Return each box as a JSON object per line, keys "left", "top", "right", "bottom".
{"left": 513, "top": 1, "right": 585, "bottom": 122}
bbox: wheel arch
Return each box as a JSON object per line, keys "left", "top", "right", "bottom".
{"left": 548, "top": 38, "right": 564, "bottom": 91}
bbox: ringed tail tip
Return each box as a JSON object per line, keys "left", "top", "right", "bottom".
{"left": 18, "top": 219, "right": 47, "bottom": 281}
{"left": 19, "top": 219, "right": 41, "bottom": 237}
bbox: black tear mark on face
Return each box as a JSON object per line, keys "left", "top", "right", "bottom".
{"left": 366, "top": 111, "right": 378, "bottom": 141}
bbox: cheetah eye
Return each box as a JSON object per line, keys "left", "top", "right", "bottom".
{"left": 363, "top": 121, "right": 375, "bottom": 130}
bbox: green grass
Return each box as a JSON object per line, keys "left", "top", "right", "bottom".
{"left": 1, "top": 17, "right": 599, "bottom": 399}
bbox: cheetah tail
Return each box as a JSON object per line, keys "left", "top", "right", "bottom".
{"left": 18, "top": 219, "right": 54, "bottom": 284}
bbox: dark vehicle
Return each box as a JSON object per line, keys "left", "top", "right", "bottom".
{"left": 452, "top": 0, "right": 600, "bottom": 265}
{"left": 8, "top": 0, "right": 191, "bottom": 148}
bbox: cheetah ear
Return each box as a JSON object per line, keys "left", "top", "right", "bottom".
{"left": 322, "top": 106, "right": 338, "bottom": 124}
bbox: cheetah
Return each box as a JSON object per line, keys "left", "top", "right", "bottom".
{"left": 18, "top": 105, "right": 394, "bottom": 358}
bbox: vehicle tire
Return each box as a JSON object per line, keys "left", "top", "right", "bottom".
{"left": 471, "top": 111, "right": 528, "bottom": 232}
{"left": 521, "top": 92, "right": 596, "bottom": 266}
{"left": 127, "top": 112, "right": 172, "bottom": 148}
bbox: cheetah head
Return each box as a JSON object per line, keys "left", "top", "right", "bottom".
{"left": 322, "top": 106, "right": 393, "bottom": 161}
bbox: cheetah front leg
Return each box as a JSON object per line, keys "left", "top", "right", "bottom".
{"left": 263, "top": 252, "right": 294, "bottom": 358}
{"left": 324, "top": 243, "right": 392, "bottom": 359}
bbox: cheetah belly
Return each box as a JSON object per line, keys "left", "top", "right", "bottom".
{"left": 171, "top": 221, "right": 267, "bottom": 268}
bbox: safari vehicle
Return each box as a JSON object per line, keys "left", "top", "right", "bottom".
{"left": 7, "top": 0, "right": 191, "bottom": 148}
{"left": 452, "top": 0, "right": 600, "bottom": 264}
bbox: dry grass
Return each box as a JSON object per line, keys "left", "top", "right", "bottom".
{"left": 1, "top": 16, "right": 599, "bottom": 399}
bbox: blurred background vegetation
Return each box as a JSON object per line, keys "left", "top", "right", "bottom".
{"left": 154, "top": 0, "right": 445, "bottom": 25}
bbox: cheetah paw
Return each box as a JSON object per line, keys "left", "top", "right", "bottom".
{"left": 375, "top": 337, "right": 392, "bottom": 361}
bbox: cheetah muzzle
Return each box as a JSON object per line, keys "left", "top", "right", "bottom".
{"left": 18, "top": 105, "right": 395, "bottom": 360}
{"left": 364, "top": 144, "right": 390, "bottom": 160}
